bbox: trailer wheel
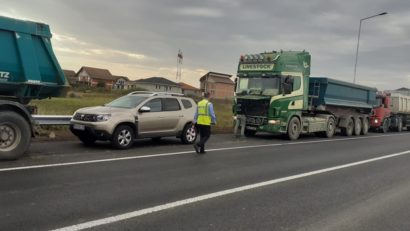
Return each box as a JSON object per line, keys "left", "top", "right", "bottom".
{"left": 287, "top": 117, "right": 301, "bottom": 140}
{"left": 397, "top": 119, "right": 403, "bottom": 132}
{"left": 341, "top": 118, "right": 354, "bottom": 136}
{"left": 381, "top": 119, "right": 389, "bottom": 133}
{"left": 361, "top": 119, "right": 369, "bottom": 135}
{"left": 354, "top": 118, "right": 362, "bottom": 136}
{"left": 0, "top": 111, "right": 31, "bottom": 160}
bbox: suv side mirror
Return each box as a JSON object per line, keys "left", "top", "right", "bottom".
{"left": 139, "top": 106, "right": 151, "bottom": 113}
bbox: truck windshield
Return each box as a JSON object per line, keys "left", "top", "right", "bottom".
{"left": 106, "top": 95, "right": 148, "bottom": 108}
{"left": 236, "top": 76, "right": 280, "bottom": 96}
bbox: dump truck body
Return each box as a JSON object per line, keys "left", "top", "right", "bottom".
{"left": 0, "top": 16, "right": 68, "bottom": 159}
{"left": 370, "top": 92, "right": 410, "bottom": 132}
{"left": 233, "top": 50, "right": 377, "bottom": 139}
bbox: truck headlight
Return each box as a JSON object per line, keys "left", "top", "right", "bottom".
{"left": 95, "top": 114, "right": 111, "bottom": 122}
{"left": 268, "top": 119, "right": 280, "bottom": 125}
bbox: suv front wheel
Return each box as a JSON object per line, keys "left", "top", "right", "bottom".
{"left": 181, "top": 123, "right": 197, "bottom": 144}
{"left": 112, "top": 125, "right": 135, "bottom": 149}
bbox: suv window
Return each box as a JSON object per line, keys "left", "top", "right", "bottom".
{"left": 144, "top": 98, "right": 162, "bottom": 112}
{"left": 106, "top": 95, "right": 147, "bottom": 108}
{"left": 181, "top": 99, "right": 193, "bottom": 109}
{"left": 163, "top": 98, "right": 181, "bottom": 111}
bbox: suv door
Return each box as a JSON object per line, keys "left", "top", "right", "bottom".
{"left": 137, "top": 98, "right": 167, "bottom": 136}
{"left": 162, "top": 97, "right": 184, "bottom": 132}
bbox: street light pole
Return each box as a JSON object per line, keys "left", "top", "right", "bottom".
{"left": 353, "top": 12, "right": 387, "bottom": 84}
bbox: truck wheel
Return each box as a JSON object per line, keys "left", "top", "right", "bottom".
{"left": 354, "top": 118, "right": 362, "bottom": 136}
{"left": 181, "top": 123, "right": 197, "bottom": 144}
{"left": 381, "top": 119, "right": 389, "bottom": 133}
{"left": 0, "top": 111, "right": 31, "bottom": 160}
{"left": 361, "top": 119, "right": 369, "bottom": 135}
{"left": 287, "top": 117, "right": 301, "bottom": 140}
{"left": 112, "top": 125, "right": 135, "bottom": 149}
{"left": 341, "top": 118, "right": 354, "bottom": 136}
{"left": 319, "top": 117, "right": 335, "bottom": 138}
{"left": 397, "top": 120, "right": 403, "bottom": 132}
{"left": 244, "top": 129, "right": 256, "bottom": 137}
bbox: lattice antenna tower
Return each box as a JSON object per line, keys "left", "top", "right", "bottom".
{"left": 176, "top": 49, "right": 183, "bottom": 81}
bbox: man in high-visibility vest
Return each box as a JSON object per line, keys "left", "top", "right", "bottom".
{"left": 193, "top": 92, "right": 216, "bottom": 154}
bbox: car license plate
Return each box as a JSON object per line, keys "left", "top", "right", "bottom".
{"left": 246, "top": 126, "right": 256, "bottom": 130}
{"left": 73, "top": 124, "right": 85, "bottom": 130}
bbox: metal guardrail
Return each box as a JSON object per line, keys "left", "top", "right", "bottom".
{"left": 32, "top": 115, "right": 72, "bottom": 125}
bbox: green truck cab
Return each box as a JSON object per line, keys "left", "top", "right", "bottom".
{"left": 233, "top": 50, "right": 377, "bottom": 140}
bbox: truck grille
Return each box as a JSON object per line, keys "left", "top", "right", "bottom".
{"left": 236, "top": 98, "right": 270, "bottom": 117}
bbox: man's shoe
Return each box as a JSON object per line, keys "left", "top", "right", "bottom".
{"left": 193, "top": 144, "right": 199, "bottom": 153}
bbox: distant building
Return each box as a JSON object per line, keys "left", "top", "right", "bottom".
{"left": 128, "top": 77, "right": 182, "bottom": 93}
{"left": 391, "top": 87, "right": 410, "bottom": 96}
{"left": 63, "top": 69, "right": 77, "bottom": 86}
{"left": 76, "top": 66, "right": 117, "bottom": 89}
{"left": 179, "top": 82, "right": 201, "bottom": 97}
{"left": 200, "top": 72, "right": 234, "bottom": 99}
{"left": 113, "top": 76, "right": 130, "bottom": 89}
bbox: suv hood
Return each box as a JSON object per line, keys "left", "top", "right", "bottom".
{"left": 76, "top": 106, "right": 131, "bottom": 114}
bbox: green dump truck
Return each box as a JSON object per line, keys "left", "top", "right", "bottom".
{"left": 233, "top": 50, "right": 377, "bottom": 140}
{"left": 0, "top": 16, "right": 68, "bottom": 159}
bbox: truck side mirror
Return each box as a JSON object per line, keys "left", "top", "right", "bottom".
{"left": 282, "top": 76, "right": 293, "bottom": 95}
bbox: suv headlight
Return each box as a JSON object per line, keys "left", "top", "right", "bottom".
{"left": 95, "top": 114, "right": 111, "bottom": 122}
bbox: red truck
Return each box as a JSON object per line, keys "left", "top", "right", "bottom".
{"left": 370, "top": 92, "right": 410, "bottom": 132}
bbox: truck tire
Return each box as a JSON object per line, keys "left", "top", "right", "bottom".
{"left": 181, "top": 123, "right": 197, "bottom": 144}
{"left": 397, "top": 119, "right": 403, "bottom": 132}
{"left": 287, "top": 117, "right": 301, "bottom": 140}
{"left": 381, "top": 119, "right": 389, "bottom": 133}
{"left": 354, "top": 118, "right": 362, "bottom": 136}
{"left": 0, "top": 111, "right": 31, "bottom": 160}
{"left": 111, "top": 125, "right": 135, "bottom": 149}
{"left": 318, "top": 117, "right": 335, "bottom": 138}
{"left": 341, "top": 118, "right": 354, "bottom": 136}
{"left": 361, "top": 119, "right": 369, "bottom": 135}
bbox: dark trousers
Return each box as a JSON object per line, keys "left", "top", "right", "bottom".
{"left": 196, "top": 124, "right": 211, "bottom": 152}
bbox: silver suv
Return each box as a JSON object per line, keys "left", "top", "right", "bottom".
{"left": 70, "top": 91, "right": 197, "bottom": 149}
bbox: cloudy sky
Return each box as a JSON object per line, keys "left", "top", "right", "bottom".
{"left": 1, "top": 0, "right": 409, "bottom": 89}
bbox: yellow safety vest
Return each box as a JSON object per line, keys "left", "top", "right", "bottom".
{"left": 197, "top": 99, "right": 211, "bottom": 125}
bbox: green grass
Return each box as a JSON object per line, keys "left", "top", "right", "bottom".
{"left": 30, "top": 92, "right": 234, "bottom": 132}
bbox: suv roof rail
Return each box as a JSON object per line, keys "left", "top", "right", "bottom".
{"left": 127, "top": 91, "right": 185, "bottom": 97}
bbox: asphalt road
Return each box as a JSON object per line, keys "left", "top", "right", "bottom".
{"left": 1, "top": 132, "right": 410, "bottom": 230}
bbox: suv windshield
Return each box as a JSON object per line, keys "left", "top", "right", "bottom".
{"left": 236, "top": 76, "right": 281, "bottom": 96}
{"left": 106, "top": 95, "right": 148, "bottom": 108}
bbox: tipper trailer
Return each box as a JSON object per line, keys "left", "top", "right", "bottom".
{"left": 233, "top": 50, "right": 377, "bottom": 140}
{"left": 0, "top": 16, "right": 68, "bottom": 159}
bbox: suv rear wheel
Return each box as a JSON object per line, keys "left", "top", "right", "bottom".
{"left": 181, "top": 123, "right": 197, "bottom": 144}
{"left": 112, "top": 125, "right": 135, "bottom": 149}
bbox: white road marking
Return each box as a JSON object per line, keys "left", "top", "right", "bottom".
{"left": 0, "top": 133, "right": 408, "bottom": 172}
{"left": 53, "top": 149, "right": 410, "bottom": 231}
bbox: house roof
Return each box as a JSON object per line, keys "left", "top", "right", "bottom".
{"left": 199, "top": 72, "right": 234, "bottom": 84}
{"left": 396, "top": 87, "right": 410, "bottom": 91}
{"left": 77, "top": 66, "right": 115, "bottom": 81}
{"left": 179, "top": 82, "right": 199, "bottom": 91}
{"left": 113, "top": 75, "right": 130, "bottom": 81}
{"left": 135, "top": 77, "right": 179, "bottom": 87}
{"left": 63, "top": 69, "right": 76, "bottom": 78}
